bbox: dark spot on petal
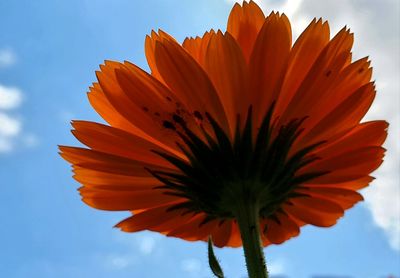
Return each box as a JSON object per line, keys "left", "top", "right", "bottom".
{"left": 193, "top": 111, "right": 203, "bottom": 121}
{"left": 154, "top": 112, "right": 161, "bottom": 117}
{"left": 163, "top": 121, "right": 176, "bottom": 130}
{"left": 325, "top": 70, "right": 332, "bottom": 77}
{"left": 358, "top": 68, "right": 364, "bottom": 73}
{"left": 173, "top": 114, "right": 186, "bottom": 125}
{"left": 166, "top": 96, "right": 172, "bottom": 102}
{"left": 142, "top": 106, "right": 149, "bottom": 112}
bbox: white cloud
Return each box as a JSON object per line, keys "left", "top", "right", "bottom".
{"left": 364, "top": 174, "right": 400, "bottom": 251}
{"left": 0, "top": 90, "right": 40, "bottom": 153}
{"left": 0, "top": 54, "right": 38, "bottom": 153}
{"left": 0, "top": 136, "right": 13, "bottom": 152}
{"left": 137, "top": 234, "right": 156, "bottom": 255}
{"left": 58, "top": 109, "right": 76, "bottom": 123}
{"left": 268, "top": 259, "right": 286, "bottom": 275}
{"left": 0, "top": 48, "right": 17, "bottom": 68}
{"left": 0, "top": 113, "right": 22, "bottom": 137}
{"left": 22, "top": 133, "right": 40, "bottom": 148}
{"left": 109, "top": 255, "right": 131, "bottom": 269}
{"left": 181, "top": 258, "right": 202, "bottom": 275}
{"left": 0, "top": 83, "right": 24, "bottom": 153}
{"left": 112, "top": 231, "right": 161, "bottom": 256}
{"left": 0, "top": 84, "right": 23, "bottom": 110}
{"left": 104, "top": 254, "right": 137, "bottom": 270}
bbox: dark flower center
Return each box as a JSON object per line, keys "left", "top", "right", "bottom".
{"left": 149, "top": 104, "right": 327, "bottom": 223}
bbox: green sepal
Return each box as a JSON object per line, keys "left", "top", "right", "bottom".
{"left": 208, "top": 237, "right": 224, "bottom": 278}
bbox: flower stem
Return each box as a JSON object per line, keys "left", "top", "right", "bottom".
{"left": 235, "top": 199, "right": 268, "bottom": 278}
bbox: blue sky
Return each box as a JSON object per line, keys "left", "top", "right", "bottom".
{"left": 0, "top": 0, "right": 399, "bottom": 277}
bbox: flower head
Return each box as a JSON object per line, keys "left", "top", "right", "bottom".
{"left": 60, "top": 1, "right": 387, "bottom": 248}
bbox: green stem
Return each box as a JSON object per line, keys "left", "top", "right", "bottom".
{"left": 235, "top": 199, "right": 268, "bottom": 278}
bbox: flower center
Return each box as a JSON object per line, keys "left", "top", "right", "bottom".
{"left": 150, "top": 104, "right": 327, "bottom": 223}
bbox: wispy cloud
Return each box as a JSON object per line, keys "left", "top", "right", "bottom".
{"left": 100, "top": 233, "right": 161, "bottom": 272}
{"left": 364, "top": 174, "right": 400, "bottom": 251}
{"left": 0, "top": 84, "right": 23, "bottom": 110}
{"left": 0, "top": 136, "right": 13, "bottom": 152}
{"left": 0, "top": 84, "right": 39, "bottom": 153}
{"left": 104, "top": 253, "right": 137, "bottom": 270}
{"left": 181, "top": 258, "right": 202, "bottom": 273}
{"left": 0, "top": 85, "right": 23, "bottom": 153}
{"left": 0, "top": 49, "right": 39, "bottom": 153}
{"left": 22, "top": 133, "right": 40, "bottom": 148}
{"left": 268, "top": 259, "right": 286, "bottom": 276}
{"left": 0, "top": 48, "right": 17, "bottom": 68}
{"left": 0, "top": 113, "right": 21, "bottom": 137}
{"left": 180, "top": 258, "right": 209, "bottom": 278}
{"left": 136, "top": 234, "right": 157, "bottom": 255}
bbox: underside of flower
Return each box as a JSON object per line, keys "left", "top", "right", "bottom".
{"left": 150, "top": 104, "right": 326, "bottom": 223}
{"left": 60, "top": 0, "right": 388, "bottom": 251}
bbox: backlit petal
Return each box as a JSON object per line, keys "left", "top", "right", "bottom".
{"left": 227, "top": 1, "right": 265, "bottom": 61}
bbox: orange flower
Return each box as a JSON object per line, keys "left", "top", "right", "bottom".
{"left": 60, "top": 1, "right": 387, "bottom": 249}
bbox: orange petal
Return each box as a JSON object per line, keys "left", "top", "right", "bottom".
{"left": 149, "top": 211, "right": 199, "bottom": 234}
{"left": 305, "top": 57, "right": 373, "bottom": 124}
{"left": 261, "top": 237, "right": 271, "bottom": 247}
{"left": 261, "top": 212, "right": 300, "bottom": 244}
{"left": 88, "top": 83, "right": 187, "bottom": 155}
{"left": 122, "top": 61, "right": 210, "bottom": 142}
{"left": 80, "top": 187, "right": 182, "bottom": 211}
{"left": 274, "top": 18, "right": 330, "bottom": 118}
{"left": 64, "top": 151, "right": 161, "bottom": 191}
{"left": 211, "top": 220, "right": 233, "bottom": 248}
{"left": 145, "top": 29, "right": 177, "bottom": 83}
{"left": 283, "top": 197, "right": 344, "bottom": 227}
{"left": 154, "top": 39, "right": 230, "bottom": 134}
{"left": 295, "top": 187, "right": 364, "bottom": 209}
{"left": 167, "top": 214, "right": 217, "bottom": 242}
{"left": 313, "top": 121, "right": 388, "bottom": 158}
{"left": 191, "top": 218, "right": 219, "bottom": 242}
{"left": 227, "top": 221, "right": 242, "bottom": 247}
{"left": 70, "top": 166, "right": 159, "bottom": 187}
{"left": 249, "top": 12, "right": 292, "bottom": 127}
{"left": 95, "top": 61, "right": 182, "bottom": 152}
{"left": 59, "top": 146, "right": 158, "bottom": 177}
{"left": 71, "top": 121, "right": 182, "bottom": 167}
{"left": 302, "top": 146, "right": 385, "bottom": 184}
{"left": 116, "top": 204, "right": 190, "bottom": 232}
{"left": 277, "top": 213, "right": 301, "bottom": 238}
{"left": 279, "top": 27, "right": 353, "bottom": 126}
{"left": 227, "top": 0, "right": 265, "bottom": 62}
{"left": 115, "top": 61, "right": 177, "bottom": 114}
{"left": 304, "top": 176, "right": 374, "bottom": 190}
{"left": 296, "top": 82, "right": 376, "bottom": 149}
{"left": 204, "top": 31, "right": 248, "bottom": 135}
{"left": 87, "top": 83, "right": 145, "bottom": 136}
{"left": 182, "top": 30, "right": 215, "bottom": 66}
{"left": 166, "top": 213, "right": 203, "bottom": 239}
